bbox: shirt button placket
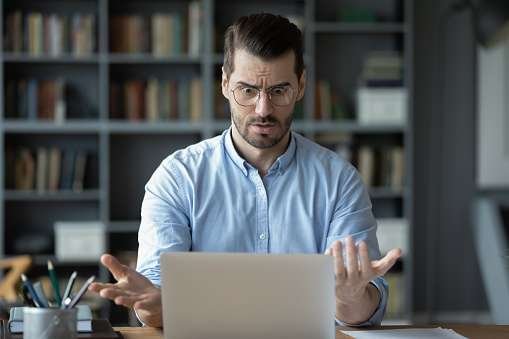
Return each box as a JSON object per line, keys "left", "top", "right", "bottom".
{"left": 250, "top": 170, "right": 269, "bottom": 253}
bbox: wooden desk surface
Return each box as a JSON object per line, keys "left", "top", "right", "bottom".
{"left": 115, "top": 324, "right": 509, "bottom": 339}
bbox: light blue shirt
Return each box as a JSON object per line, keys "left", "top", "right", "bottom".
{"left": 137, "top": 127, "right": 388, "bottom": 326}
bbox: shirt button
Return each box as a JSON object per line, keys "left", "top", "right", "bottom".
{"left": 259, "top": 233, "right": 266, "bottom": 240}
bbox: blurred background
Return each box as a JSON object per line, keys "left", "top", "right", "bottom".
{"left": 0, "top": 0, "right": 508, "bottom": 326}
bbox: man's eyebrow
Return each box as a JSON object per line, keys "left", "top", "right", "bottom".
{"left": 235, "top": 81, "right": 291, "bottom": 89}
{"left": 268, "top": 82, "right": 291, "bottom": 89}
{"left": 236, "top": 81, "right": 258, "bottom": 88}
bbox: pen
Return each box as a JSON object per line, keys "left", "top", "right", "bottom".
{"left": 63, "top": 275, "right": 95, "bottom": 309}
{"left": 21, "top": 285, "right": 36, "bottom": 307}
{"left": 33, "top": 282, "right": 50, "bottom": 308}
{"left": 60, "top": 271, "right": 77, "bottom": 308}
{"left": 47, "top": 260, "right": 62, "bottom": 305}
{"left": 20, "top": 274, "right": 43, "bottom": 308}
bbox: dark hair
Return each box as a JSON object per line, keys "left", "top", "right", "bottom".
{"left": 223, "top": 13, "right": 304, "bottom": 79}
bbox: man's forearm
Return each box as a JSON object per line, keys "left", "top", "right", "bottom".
{"left": 335, "top": 283, "right": 380, "bottom": 325}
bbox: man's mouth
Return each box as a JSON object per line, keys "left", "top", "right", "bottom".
{"left": 250, "top": 123, "right": 277, "bottom": 134}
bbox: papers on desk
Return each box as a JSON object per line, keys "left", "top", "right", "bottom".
{"left": 341, "top": 327, "right": 468, "bottom": 339}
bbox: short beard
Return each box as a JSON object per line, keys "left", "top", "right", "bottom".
{"left": 231, "top": 108, "right": 293, "bottom": 149}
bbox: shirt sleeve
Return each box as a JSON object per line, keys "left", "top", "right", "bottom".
{"left": 136, "top": 157, "right": 191, "bottom": 286}
{"left": 326, "top": 165, "right": 388, "bottom": 326}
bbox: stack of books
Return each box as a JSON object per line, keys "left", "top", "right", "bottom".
{"left": 6, "top": 146, "right": 89, "bottom": 193}
{"left": 356, "top": 145, "right": 404, "bottom": 189}
{"left": 109, "top": 1, "right": 202, "bottom": 56}
{"left": 5, "top": 79, "right": 66, "bottom": 122}
{"left": 8, "top": 304, "right": 92, "bottom": 333}
{"left": 4, "top": 11, "right": 95, "bottom": 56}
{"left": 110, "top": 78, "right": 203, "bottom": 122}
{"left": 314, "top": 80, "right": 349, "bottom": 121}
{"left": 356, "top": 51, "right": 406, "bottom": 124}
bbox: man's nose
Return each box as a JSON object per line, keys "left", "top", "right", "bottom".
{"left": 254, "top": 91, "right": 274, "bottom": 117}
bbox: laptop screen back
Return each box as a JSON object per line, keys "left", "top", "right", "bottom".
{"left": 161, "top": 252, "right": 335, "bottom": 339}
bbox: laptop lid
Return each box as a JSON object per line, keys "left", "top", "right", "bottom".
{"left": 161, "top": 252, "right": 335, "bottom": 339}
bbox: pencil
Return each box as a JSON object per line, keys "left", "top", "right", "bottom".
{"left": 20, "top": 274, "right": 43, "bottom": 308}
{"left": 47, "top": 260, "right": 62, "bottom": 305}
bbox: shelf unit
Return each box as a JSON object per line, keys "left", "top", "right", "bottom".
{"left": 0, "top": 0, "right": 413, "bottom": 324}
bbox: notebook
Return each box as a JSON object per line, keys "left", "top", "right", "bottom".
{"left": 8, "top": 304, "right": 92, "bottom": 333}
{"left": 341, "top": 327, "right": 468, "bottom": 339}
{"left": 0, "top": 319, "right": 120, "bottom": 339}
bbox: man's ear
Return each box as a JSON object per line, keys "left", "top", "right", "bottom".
{"left": 221, "top": 66, "right": 230, "bottom": 100}
{"left": 296, "top": 69, "right": 306, "bottom": 101}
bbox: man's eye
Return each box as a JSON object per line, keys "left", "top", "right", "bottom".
{"left": 271, "top": 87, "right": 286, "bottom": 96}
{"left": 241, "top": 87, "right": 257, "bottom": 96}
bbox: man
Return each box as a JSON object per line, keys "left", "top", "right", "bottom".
{"left": 89, "top": 13, "right": 401, "bottom": 327}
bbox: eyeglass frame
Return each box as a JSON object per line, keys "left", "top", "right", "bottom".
{"left": 230, "top": 83, "right": 298, "bottom": 107}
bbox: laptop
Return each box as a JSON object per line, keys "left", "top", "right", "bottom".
{"left": 161, "top": 252, "right": 335, "bottom": 339}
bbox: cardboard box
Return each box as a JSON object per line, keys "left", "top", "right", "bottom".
{"left": 54, "top": 221, "right": 106, "bottom": 262}
{"left": 376, "top": 218, "right": 408, "bottom": 256}
{"left": 357, "top": 87, "right": 407, "bottom": 125}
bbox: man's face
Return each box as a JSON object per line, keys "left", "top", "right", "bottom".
{"left": 222, "top": 49, "right": 305, "bottom": 149}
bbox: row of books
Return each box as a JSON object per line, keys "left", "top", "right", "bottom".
{"left": 356, "top": 145, "right": 404, "bottom": 189}
{"left": 110, "top": 78, "right": 203, "bottom": 122}
{"left": 5, "top": 11, "right": 95, "bottom": 56}
{"left": 316, "top": 134, "right": 404, "bottom": 189}
{"left": 359, "top": 51, "right": 403, "bottom": 87}
{"left": 315, "top": 80, "right": 350, "bottom": 121}
{"left": 5, "top": 79, "right": 66, "bottom": 121}
{"left": 110, "top": 1, "right": 202, "bottom": 56}
{"left": 357, "top": 51, "right": 406, "bottom": 125}
{"left": 6, "top": 147, "right": 89, "bottom": 192}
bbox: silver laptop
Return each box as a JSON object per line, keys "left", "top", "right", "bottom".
{"left": 161, "top": 252, "right": 335, "bottom": 339}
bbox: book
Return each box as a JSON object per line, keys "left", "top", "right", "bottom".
{"left": 190, "top": 78, "right": 203, "bottom": 121}
{"left": 36, "top": 148, "right": 48, "bottom": 192}
{"left": 145, "top": 78, "right": 159, "bottom": 122}
{"left": 72, "top": 151, "right": 87, "bottom": 192}
{"left": 5, "top": 11, "right": 23, "bottom": 53}
{"left": 48, "top": 147, "right": 62, "bottom": 191}
{"left": 390, "top": 146, "right": 405, "bottom": 189}
{"left": 8, "top": 304, "right": 92, "bottom": 333}
{"left": 385, "top": 272, "right": 405, "bottom": 318}
{"left": 60, "top": 150, "right": 75, "bottom": 190}
{"left": 2, "top": 319, "right": 121, "bottom": 339}
{"left": 14, "top": 148, "right": 35, "bottom": 190}
{"left": 357, "top": 146, "right": 375, "bottom": 187}
{"left": 188, "top": 1, "right": 202, "bottom": 56}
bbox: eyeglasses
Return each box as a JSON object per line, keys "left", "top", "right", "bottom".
{"left": 231, "top": 85, "right": 296, "bottom": 107}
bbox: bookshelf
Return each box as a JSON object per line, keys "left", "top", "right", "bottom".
{"left": 0, "top": 0, "right": 413, "bottom": 325}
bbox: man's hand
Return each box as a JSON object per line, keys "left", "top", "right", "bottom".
{"left": 88, "top": 254, "right": 163, "bottom": 327}
{"left": 325, "top": 236, "right": 401, "bottom": 324}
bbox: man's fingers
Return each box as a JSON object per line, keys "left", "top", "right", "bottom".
{"left": 133, "top": 300, "right": 152, "bottom": 310}
{"left": 101, "top": 254, "right": 129, "bottom": 281}
{"left": 332, "top": 240, "right": 346, "bottom": 279}
{"left": 88, "top": 282, "right": 114, "bottom": 293}
{"left": 358, "top": 241, "right": 373, "bottom": 278}
{"left": 114, "top": 295, "right": 138, "bottom": 308}
{"left": 345, "top": 237, "right": 359, "bottom": 277}
{"left": 372, "top": 248, "right": 402, "bottom": 276}
{"left": 99, "top": 287, "right": 136, "bottom": 301}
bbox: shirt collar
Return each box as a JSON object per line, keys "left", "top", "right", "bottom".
{"left": 222, "top": 126, "right": 297, "bottom": 177}
{"left": 223, "top": 127, "right": 250, "bottom": 176}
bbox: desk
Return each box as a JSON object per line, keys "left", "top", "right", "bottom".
{"left": 115, "top": 324, "right": 509, "bottom": 339}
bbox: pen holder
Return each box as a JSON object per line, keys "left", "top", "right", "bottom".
{"left": 23, "top": 307, "right": 78, "bottom": 339}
